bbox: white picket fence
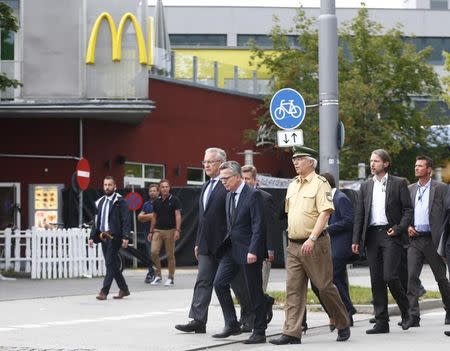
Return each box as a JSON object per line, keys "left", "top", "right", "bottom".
{"left": 0, "top": 228, "right": 106, "bottom": 279}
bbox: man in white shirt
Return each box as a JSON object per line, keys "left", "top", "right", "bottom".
{"left": 352, "top": 149, "right": 413, "bottom": 334}
{"left": 403, "top": 156, "right": 450, "bottom": 329}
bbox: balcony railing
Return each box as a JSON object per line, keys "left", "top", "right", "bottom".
{"left": 155, "top": 51, "right": 271, "bottom": 96}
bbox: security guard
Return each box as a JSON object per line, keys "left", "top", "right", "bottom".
{"left": 270, "top": 147, "right": 350, "bottom": 345}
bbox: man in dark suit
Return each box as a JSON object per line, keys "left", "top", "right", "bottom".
{"left": 89, "top": 176, "right": 131, "bottom": 300}
{"left": 231, "top": 165, "right": 275, "bottom": 332}
{"left": 213, "top": 161, "right": 267, "bottom": 344}
{"left": 403, "top": 156, "right": 450, "bottom": 329}
{"left": 318, "top": 173, "right": 357, "bottom": 324}
{"left": 175, "top": 147, "right": 228, "bottom": 333}
{"left": 352, "top": 149, "right": 413, "bottom": 334}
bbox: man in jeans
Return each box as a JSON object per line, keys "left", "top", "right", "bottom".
{"left": 149, "top": 179, "right": 182, "bottom": 286}
{"left": 137, "top": 183, "right": 159, "bottom": 284}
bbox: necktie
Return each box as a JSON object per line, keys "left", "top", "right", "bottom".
{"left": 205, "top": 179, "right": 216, "bottom": 207}
{"left": 229, "top": 192, "right": 236, "bottom": 222}
{"left": 100, "top": 198, "right": 110, "bottom": 232}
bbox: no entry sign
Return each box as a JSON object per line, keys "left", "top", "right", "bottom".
{"left": 76, "top": 158, "right": 91, "bottom": 191}
{"left": 125, "top": 192, "right": 143, "bottom": 211}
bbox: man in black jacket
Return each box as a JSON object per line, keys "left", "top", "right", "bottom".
{"left": 89, "top": 176, "right": 131, "bottom": 300}
{"left": 231, "top": 165, "right": 275, "bottom": 332}
{"left": 175, "top": 147, "right": 228, "bottom": 333}
{"left": 352, "top": 149, "right": 413, "bottom": 334}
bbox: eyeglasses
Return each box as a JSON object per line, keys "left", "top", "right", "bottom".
{"left": 291, "top": 156, "right": 306, "bottom": 163}
{"left": 202, "top": 160, "right": 220, "bottom": 165}
{"left": 220, "top": 175, "right": 236, "bottom": 182}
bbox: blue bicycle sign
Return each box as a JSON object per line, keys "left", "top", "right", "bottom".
{"left": 270, "top": 88, "right": 306, "bottom": 130}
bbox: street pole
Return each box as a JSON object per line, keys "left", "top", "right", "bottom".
{"left": 319, "top": 0, "right": 340, "bottom": 183}
{"left": 79, "top": 118, "right": 83, "bottom": 227}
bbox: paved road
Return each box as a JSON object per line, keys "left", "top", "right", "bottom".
{"left": 0, "top": 266, "right": 449, "bottom": 350}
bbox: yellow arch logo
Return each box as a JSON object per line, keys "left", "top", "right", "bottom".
{"left": 86, "top": 12, "right": 148, "bottom": 65}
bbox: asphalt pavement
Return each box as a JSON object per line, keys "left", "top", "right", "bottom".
{"left": 0, "top": 265, "right": 449, "bottom": 350}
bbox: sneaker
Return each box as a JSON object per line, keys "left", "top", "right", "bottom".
{"left": 150, "top": 276, "right": 162, "bottom": 285}
{"left": 164, "top": 278, "right": 174, "bottom": 286}
{"left": 145, "top": 273, "right": 154, "bottom": 284}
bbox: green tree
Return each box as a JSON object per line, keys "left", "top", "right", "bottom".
{"left": 0, "top": 2, "right": 21, "bottom": 91}
{"left": 249, "top": 6, "right": 446, "bottom": 180}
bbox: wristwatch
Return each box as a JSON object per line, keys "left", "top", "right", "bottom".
{"left": 309, "top": 235, "right": 318, "bottom": 242}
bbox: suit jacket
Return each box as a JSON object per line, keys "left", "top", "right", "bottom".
{"left": 327, "top": 189, "right": 354, "bottom": 259}
{"left": 90, "top": 193, "right": 131, "bottom": 243}
{"left": 437, "top": 185, "right": 450, "bottom": 256}
{"left": 353, "top": 174, "right": 413, "bottom": 247}
{"left": 258, "top": 188, "right": 275, "bottom": 253}
{"left": 225, "top": 183, "right": 266, "bottom": 264}
{"left": 409, "top": 180, "right": 448, "bottom": 249}
{"left": 195, "top": 179, "right": 228, "bottom": 255}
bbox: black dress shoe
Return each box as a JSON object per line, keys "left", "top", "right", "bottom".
{"left": 402, "top": 316, "right": 420, "bottom": 330}
{"left": 270, "top": 334, "right": 301, "bottom": 345}
{"left": 366, "top": 323, "right": 389, "bottom": 334}
{"left": 444, "top": 331, "right": 450, "bottom": 336}
{"left": 212, "top": 323, "right": 241, "bottom": 338}
{"left": 243, "top": 333, "right": 266, "bottom": 344}
{"left": 445, "top": 310, "right": 450, "bottom": 325}
{"left": 240, "top": 323, "right": 252, "bottom": 333}
{"left": 175, "top": 320, "right": 206, "bottom": 333}
{"left": 337, "top": 327, "right": 351, "bottom": 342}
{"left": 266, "top": 295, "right": 275, "bottom": 324}
{"left": 397, "top": 314, "right": 409, "bottom": 327}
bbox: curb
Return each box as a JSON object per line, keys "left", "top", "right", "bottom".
{"left": 275, "top": 299, "right": 444, "bottom": 316}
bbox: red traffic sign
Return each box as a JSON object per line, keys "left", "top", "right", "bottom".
{"left": 125, "top": 192, "right": 143, "bottom": 211}
{"left": 76, "top": 158, "right": 91, "bottom": 191}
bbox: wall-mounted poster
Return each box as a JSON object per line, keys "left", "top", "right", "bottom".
{"left": 29, "top": 184, "right": 64, "bottom": 229}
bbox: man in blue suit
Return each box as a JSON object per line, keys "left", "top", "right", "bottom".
{"left": 213, "top": 161, "right": 267, "bottom": 344}
{"left": 319, "top": 173, "right": 357, "bottom": 324}
{"left": 89, "top": 176, "right": 131, "bottom": 301}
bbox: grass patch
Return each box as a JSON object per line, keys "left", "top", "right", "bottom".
{"left": 266, "top": 286, "right": 441, "bottom": 305}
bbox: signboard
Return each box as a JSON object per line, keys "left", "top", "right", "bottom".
{"left": 76, "top": 158, "right": 91, "bottom": 191}
{"left": 29, "top": 184, "right": 64, "bottom": 229}
{"left": 125, "top": 192, "right": 143, "bottom": 211}
{"left": 277, "top": 129, "right": 304, "bottom": 147}
{"left": 270, "top": 88, "right": 306, "bottom": 130}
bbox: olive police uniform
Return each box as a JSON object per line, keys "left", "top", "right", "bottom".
{"left": 283, "top": 171, "right": 349, "bottom": 338}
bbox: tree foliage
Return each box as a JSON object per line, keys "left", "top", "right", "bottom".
{"left": 249, "top": 6, "right": 447, "bottom": 180}
{"left": 0, "top": 2, "right": 21, "bottom": 91}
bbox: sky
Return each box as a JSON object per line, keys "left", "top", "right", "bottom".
{"left": 148, "top": 0, "right": 417, "bottom": 8}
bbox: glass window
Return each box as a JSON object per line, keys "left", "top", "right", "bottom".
{"left": 430, "top": 0, "right": 448, "bottom": 9}
{"left": 403, "top": 36, "right": 450, "bottom": 65}
{"left": 124, "top": 163, "right": 165, "bottom": 188}
{"left": 237, "top": 34, "right": 299, "bottom": 48}
{"left": 1, "top": 29, "right": 14, "bottom": 60}
{"left": 170, "top": 34, "right": 227, "bottom": 47}
{"left": 187, "top": 167, "right": 205, "bottom": 185}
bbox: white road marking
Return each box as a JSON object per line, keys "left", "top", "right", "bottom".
{"left": 0, "top": 311, "right": 173, "bottom": 332}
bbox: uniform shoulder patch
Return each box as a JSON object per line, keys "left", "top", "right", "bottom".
{"left": 317, "top": 175, "right": 327, "bottom": 182}
{"left": 326, "top": 192, "right": 333, "bottom": 202}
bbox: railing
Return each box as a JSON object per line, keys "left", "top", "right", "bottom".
{"left": 156, "top": 51, "right": 271, "bottom": 95}
{"left": 0, "top": 228, "right": 106, "bottom": 279}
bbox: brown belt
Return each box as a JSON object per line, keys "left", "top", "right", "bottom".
{"left": 289, "top": 230, "right": 327, "bottom": 244}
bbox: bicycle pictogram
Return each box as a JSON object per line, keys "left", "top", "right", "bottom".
{"left": 274, "top": 99, "right": 302, "bottom": 120}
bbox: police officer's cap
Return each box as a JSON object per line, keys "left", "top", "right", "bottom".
{"left": 292, "top": 146, "right": 318, "bottom": 159}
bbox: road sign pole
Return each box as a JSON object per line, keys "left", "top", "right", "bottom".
{"left": 132, "top": 185, "right": 138, "bottom": 269}
{"left": 79, "top": 118, "right": 83, "bottom": 228}
{"left": 319, "top": 0, "right": 340, "bottom": 183}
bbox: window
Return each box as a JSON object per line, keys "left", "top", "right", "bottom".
{"left": 403, "top": 37, "right": 450, "bottom": 64}
{"left": 237, "top": 34, "right": 299, "bottom": 48}
{"left": 124, "top": 162, "right": 165, "bottom": 188}
{"left": 170, "top": 34, "right": 227, "bottom": 47}
{"left": 187, "top": 167, "right": 205, "bottom": 185}
{"left": 430, "top": 0, "right": 448, "bottom": 9}
{"left": 1, "top": 29, "right": 14, "bottom": 60}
